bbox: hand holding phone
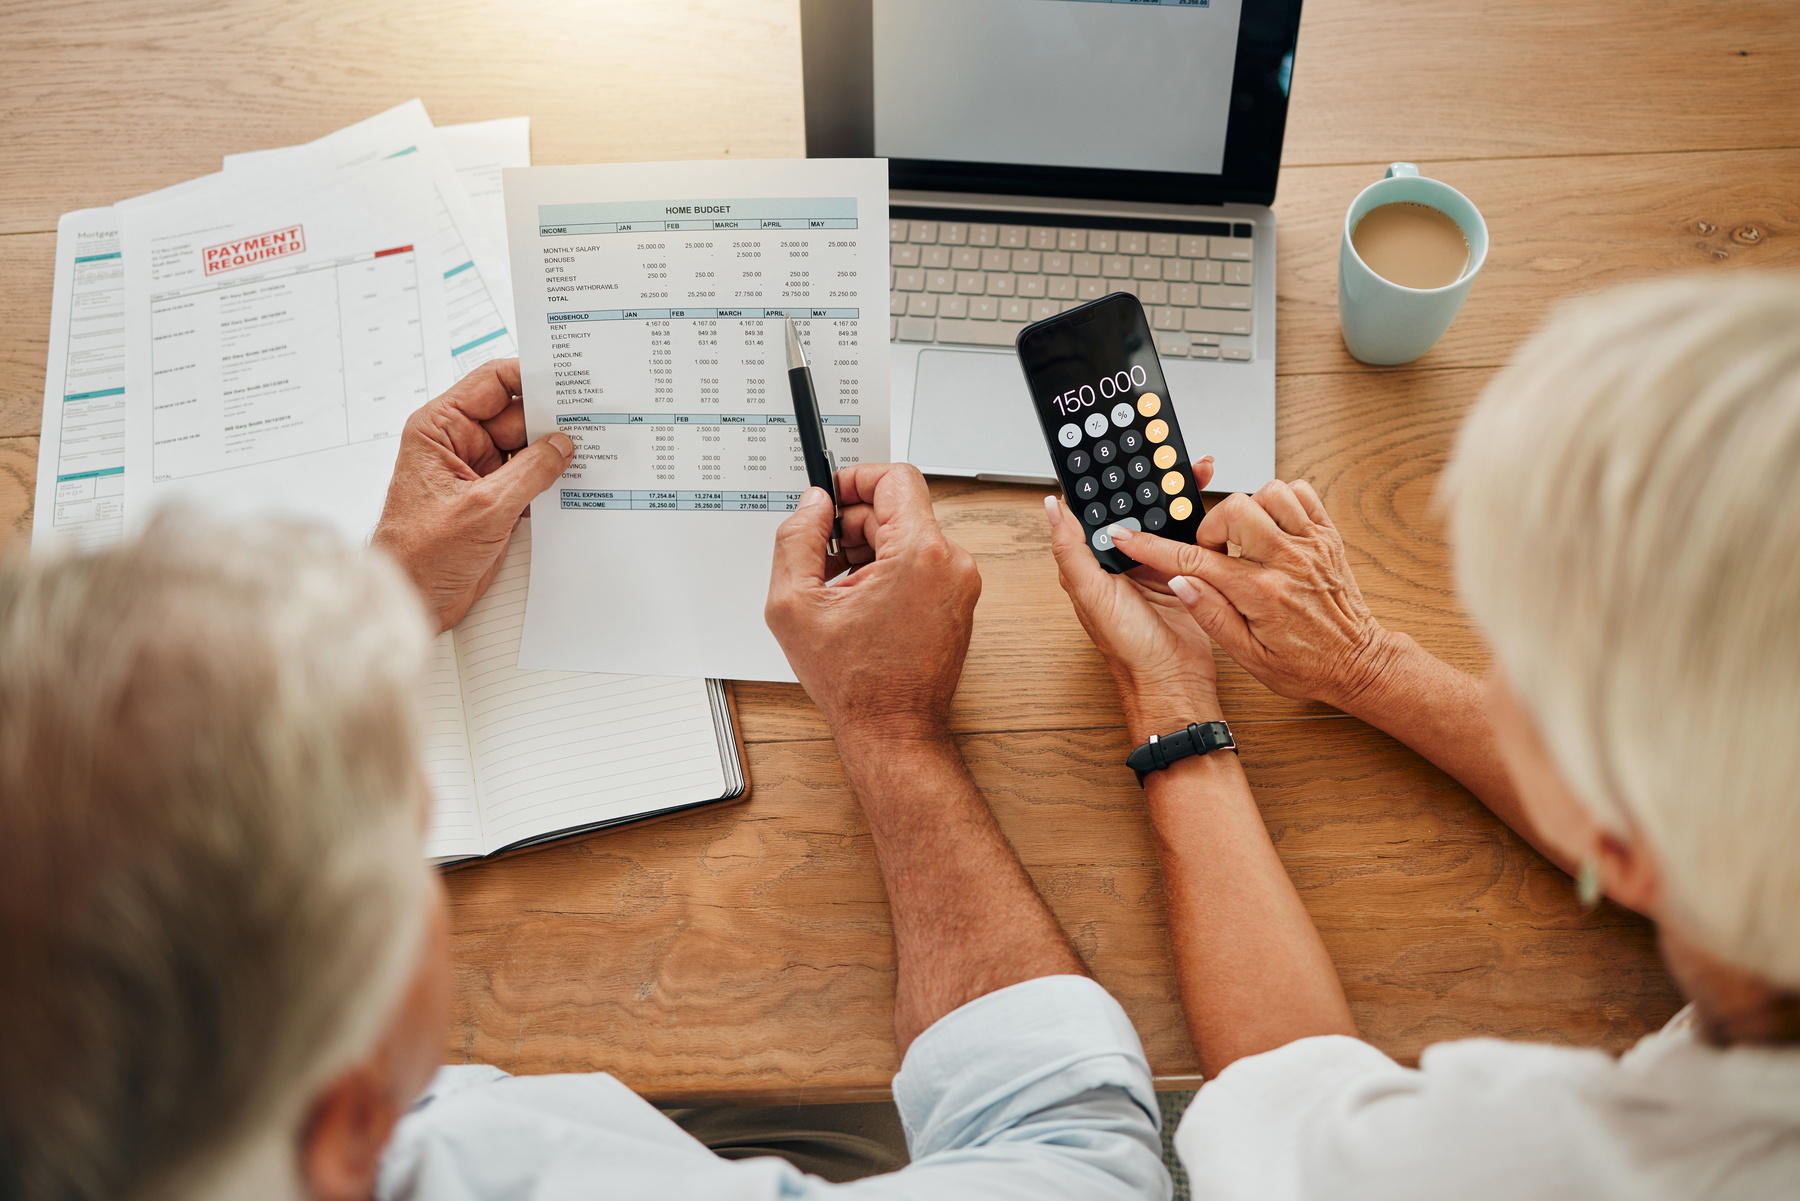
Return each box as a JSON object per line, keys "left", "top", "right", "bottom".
{"left": 1017, "top": 293, "right": 1205, "bottom": 573}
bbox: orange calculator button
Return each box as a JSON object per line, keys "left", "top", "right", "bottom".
{"left": 1170, "top": 496, "right": 1193, "bottom": 521}
{"left": 1153, "top": 444, "right": 1177, "bottom": 470}
{"left": 1136, "top": 392, "right": 1162, "bottom": 418}
{"left": 1162, "top": 470, "right": 1186, "bottom": 496}
{"left": 1145, "top": 418, "right": 1169, "bottom": 443}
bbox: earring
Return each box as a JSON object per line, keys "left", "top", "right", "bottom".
{"left": 1577, "top": 853, "right": 1602, "bottom": 911}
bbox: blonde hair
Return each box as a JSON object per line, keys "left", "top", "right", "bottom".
{"left": 0, "top": 512, "right": 435, "bottom": 1200}
{"left": 1444, "top": 274, "right": 1800, "bottom": 987}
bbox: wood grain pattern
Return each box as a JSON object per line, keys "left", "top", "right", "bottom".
{"left": 0, "top": 438, "right": 38, "bottom": 544}
{"left": 1, "top": 1, "right": 1794, "bottom": 234}
{"left": 0, "top": 0, "right": 804, "bottom": 235}
{"left": 1272, "top": 150, "right": 1800, "bottom": 376}
{"left": 0, "top": 233, "right": 53, "bottom": 438}
{"left": 2, "top": 0, "right": 1767, "bottom": 1100}
{"left": 446, "top": 721, "right": 1679, "bottom": 1101}
{"left": 8, "top": 151, "right": 1795, "bottom": 446}
{"left": 737, "top": 365, "right": 1498, "bottom": 744}
{"left": 1282, "top": 0, "right": 1800, "bottom": 166}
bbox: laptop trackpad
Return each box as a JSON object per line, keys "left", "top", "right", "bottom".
{"left": 908, "top": 349, "right": 1054, "bottom": 480}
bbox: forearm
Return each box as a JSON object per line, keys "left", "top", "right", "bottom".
{"left": 834, "top": 727, "right": 1087, "bottom": 1053}
{"left": 1337, "top": 632, "right": 1569, "bottom": 872}
{"left": 1122, "top": 694, "right": 1356, "bottom": 1078}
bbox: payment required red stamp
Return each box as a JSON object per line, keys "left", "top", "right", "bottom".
{"left": 203, "top": 225, "right": 306, "bottom": 276}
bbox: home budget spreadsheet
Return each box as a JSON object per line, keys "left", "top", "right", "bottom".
{"left": 539, "top": 197, "right": 870, "bottom": 512}
{"left": 507, "top": 159, "right": 890, "bottom": 682}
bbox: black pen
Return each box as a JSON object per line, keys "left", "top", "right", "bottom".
{"left": 784, "top": 314, "right": 843, "bottom": 556}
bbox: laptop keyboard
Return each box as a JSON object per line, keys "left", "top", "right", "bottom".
{"left": 888, "top": 208, "right": 1256, "bottom": 361}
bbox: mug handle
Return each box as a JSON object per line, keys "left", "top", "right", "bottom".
{"left": 1386, "top": 162, "right": 1419, "bottom": 179}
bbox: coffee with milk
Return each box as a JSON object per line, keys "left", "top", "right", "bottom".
{"left": 1350, "top": 201, "right": 1470, "bottom": 290}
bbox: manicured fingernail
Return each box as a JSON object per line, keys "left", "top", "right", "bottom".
{"left": 1107, "top": 524, "right": 1134, "bottom": 541}
{"left": 799, "top": 486, "right": 829, "bottom": 509}
{"left": 1169, "top": 575, "right": 1201, "bottom": 604}
{"left": 550, "top": 432, "right": 574, "bottom": 458}
{"left": 1043, "top": 495, "right": 1062, "bottom": 527}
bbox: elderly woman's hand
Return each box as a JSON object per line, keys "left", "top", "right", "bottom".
{"left": 372, "top": 359, "right": 573, "bottom": 632}
{"left": 1044, "top": 457, "right": 1224, "bottom": 741}
{"left": 1106, "top": 479, "right": 1402, "bottom": 711}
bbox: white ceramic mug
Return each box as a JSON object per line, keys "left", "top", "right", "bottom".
{"left": 1338, "top": 163, "right": 1488, "bottom": 365}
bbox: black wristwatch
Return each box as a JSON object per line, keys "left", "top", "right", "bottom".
{"left": 1126, "top": 720, "right": 1237, "bottom": 786}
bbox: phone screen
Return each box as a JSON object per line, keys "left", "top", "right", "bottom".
{"left": 1017, "top": 294, "right": 1203, "bottom": 572}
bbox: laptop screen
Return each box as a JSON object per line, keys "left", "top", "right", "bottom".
{"left": 802, "top": 0, "right": 1301, "bottom": 207}
{"left": 871, "top": 0, "right": 1244, "bottom": 178}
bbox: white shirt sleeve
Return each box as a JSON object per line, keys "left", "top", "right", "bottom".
{"left": 1171, "top": 1027, "right": 1777, "bottom": 1201}
{"left": 1173, "top": 1035, "right": 1401, "bottom": 1201}
{"left": 379, "top": 974, "right": 1168, "bottom": 1201}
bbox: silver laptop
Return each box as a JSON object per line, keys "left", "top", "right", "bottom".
{"left": 801, "top": 0, "right": 1304, "bottom": 495}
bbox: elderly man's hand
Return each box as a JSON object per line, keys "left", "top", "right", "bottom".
{"left": 1106, "top": 479, "right": 1401, "bottom": 710}
{"left": 372, "top": 359, "right": 573, "bottom": 632}
{"left": 1044, "top": 458, "right": 1222, "bottom": 741}
{"left": 765, "top": 464, "right": 981, "bottom": 745}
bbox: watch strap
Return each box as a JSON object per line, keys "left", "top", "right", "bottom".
{"left": 1126, "top": 720, "right": 1237, "bottom": 785}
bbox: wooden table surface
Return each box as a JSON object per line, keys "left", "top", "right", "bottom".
{"left": 2, "top": 0, "right": 1795, "bottom": 1103}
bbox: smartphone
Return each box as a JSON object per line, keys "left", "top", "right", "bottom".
{"left": 1016, "top": 293, "right": 1204, "bottom": 573}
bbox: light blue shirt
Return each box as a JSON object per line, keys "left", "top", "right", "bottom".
{"left": 378, "top": 975, "right": 1168, "bottom": 1200}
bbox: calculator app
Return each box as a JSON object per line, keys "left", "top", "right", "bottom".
{"left": 1017, "top": 294, "right": 1203, "bottom": 572}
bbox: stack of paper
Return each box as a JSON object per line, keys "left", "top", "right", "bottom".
{"left": 35, "top": 101, "right": 527, "bottom": 550}
{"left": 31, "top": 102, "right": 749, "bottom": 863}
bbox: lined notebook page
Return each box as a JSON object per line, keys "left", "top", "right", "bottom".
{"left": 418, "top": 632, "right": 483, "bottom": 861}
{"left": 454, "top": 522, "right": 728, "bottom": 853}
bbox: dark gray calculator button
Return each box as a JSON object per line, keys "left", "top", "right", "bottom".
{"left": 1143, "top": 506, "right": 1168, "bottom": 532}
{"left": 1134, "top": 481, "right": 1158, "bottom": 506}
{"left": 1074, "top": 475, "right": 1100, "bottom": 501}
{"left": 1093, "top": 439, "right": 1117, "bottom": 464}
{"left": 1100, "top": 464, "right": 1125, "bottom": 490}
{"left": 1118, "top": 429, "right": 1144, "bottom": 454}
{"left": 1126, "top": 454, "right": 1150, "bottom": 480}
{"left": 1083, "top": 501, "right": 1108, "bottom": 526}
{"left": 1109, "top": 491, "right": 1132, "bottom": 516}
{"left": 1065, "top": 448, "right": 1090, "bottom": 474}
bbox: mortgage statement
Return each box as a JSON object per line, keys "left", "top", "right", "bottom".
{"left": 34, "top": 109, "right": 528, "bottom": 557}
{"left": 121, "top": 158, "right": 451, "bottom": 543}
{"left": 226, "top": 100, "right": 517, "bottom": 378}
{"left": 506, "top": 159, "right": 890, "bottom": 682}
{"left": 32, "top": 208, "right": 127, "bottom": 551}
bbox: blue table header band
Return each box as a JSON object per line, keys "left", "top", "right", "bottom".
{"left": 56, "top": 465, "right": 125, "bottom": 483}
{"left": 561, "top": 489, "right": 809, "bottom": 512}
{"left": 554, "top": 412, "right": 860, "bottom": 426}
{"left": 549, "top": 307, "right": 858, "bottom": 323}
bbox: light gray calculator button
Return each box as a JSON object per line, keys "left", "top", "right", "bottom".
{"left": 1110, "top": 402, "right": 1134, "bottom": 427}
{"left": 1084, "top": 412, "right": 1109, "bottom": 438}
{"left": 1058, "top": 422, "right": 1082, "bottom": 447}
{"left": 1091, "top": 515, "right": 1142, "bottom": 552}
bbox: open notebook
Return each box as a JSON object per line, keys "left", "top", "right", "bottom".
{"left": 418, "top": 520, "right": 747, "bottom": 865}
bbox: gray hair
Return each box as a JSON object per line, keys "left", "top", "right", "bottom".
{"left": 1445, "top": 274, "right": 1800, "bottom": 986}
{"left": 0, "top": 511, "right": 435, "bottom": 1200}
